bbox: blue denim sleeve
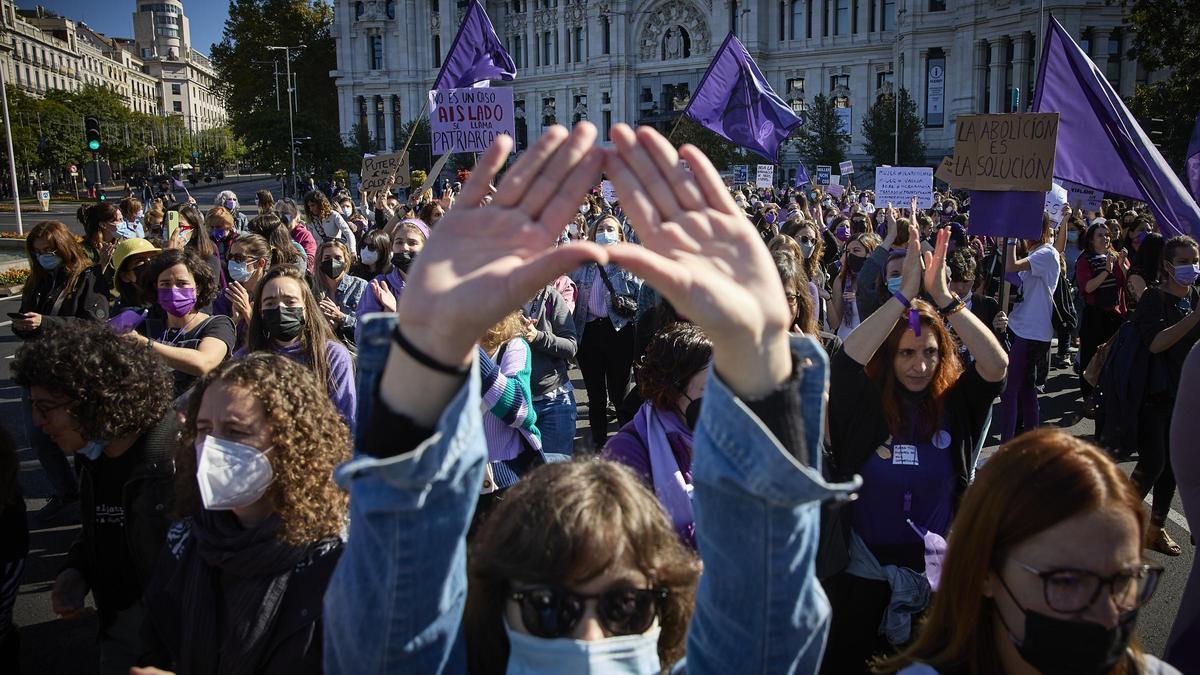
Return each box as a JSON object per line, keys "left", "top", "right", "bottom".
{"left": 684, "top": 335, "right": 860, "bottom": 675}
{"left": 324, "top": 314, "right": 484, "bottom": 675}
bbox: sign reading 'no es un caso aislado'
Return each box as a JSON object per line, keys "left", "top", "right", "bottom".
{"left": 429, "top": 87, "right": 517, "bottom": 156}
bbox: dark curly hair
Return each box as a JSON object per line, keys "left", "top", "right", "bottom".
{"left": 176, "top": 354, "right": 350, "bottom": 546}
{"left": 465, "top": 457, "right": 700, "bottom": 674}
{"left": 635, "top": 322, "right": 712, "bottom": 412}
{"left": 12, "top": 320, "right": 172, "bottom": 441}
{"left": 140, "top": 248, "right": 218, "bottom": 310}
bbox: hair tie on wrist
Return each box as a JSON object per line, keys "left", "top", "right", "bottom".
{"left": 391, "top": 328, "right": 471, "bottom": 376}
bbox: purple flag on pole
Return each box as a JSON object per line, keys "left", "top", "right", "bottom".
{"left": 683, "top": 32, "right": 803, "bottom": 163}
{"left": 171, "top": 177, "right": 185, "bottom": 189}
{"left": 794, "top": 164, "right": 810, "bottom": 187}
{"left": 967, "top": 190, "right": 1046, "bottom": 240}
{"left": 1187, "top": 112, "right": 1200, "bottom": 203}
{"left": 432, "top": 0, "right": 516, "bottom": 91}
{"left": 1033, "top": 17, "right": 1200, "bottom": 238}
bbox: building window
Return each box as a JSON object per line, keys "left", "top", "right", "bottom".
{"left": 392, "top": 96, "right": 402, "bottom": 148}
{"left": 171, "top": 82, "right": 181, "bottom": 95}
{"left": 602, "top": 16, "right": 611, "bottom": 53}
{"left": 929, "top": 0, "right": 946, "bottom": 10}
{"left": 574, "top": 26, "right": 583, "bottom": 62}
{"left": 641, "top": 87, "right": 653, "bottom": 103}
{"left": 358, "top": 96, "right": 368, "bottom": 130}
{"left": 1080, "top": 30, "right": 1091, "bottom": 57}
{"left": 876, "top": 70, "right": 893, "bottom": 91}
{"left": 791, "top": 0, "right": 804, "bottom": 39}
{"left": 881, "top": 0, "right": 894, "bottom": 30}
{"left": 602, "top": 91, "right": 611, "bottom": 104}
{"left": 1107, "top": 32, "right": 1122, "bottom": 89}
{"left": 836, "top": 0, "right": 849, "bottom": 35}
{"left": 387, "top": 0, "right": 396, "bottom": 19}
{"left": 375, "top": 96, "right": 385, "bottom": 144}
{"left": 1005, "top": 39, "right": 1015, "bottom": 111}
{"left": 173, "top": 100, "right": 182, "bottom": 112}
{"left": 542, "top": 97, "right": 556, "bottom": 126}
{"left": 602, "top": 110, "right": 612, "bottom": 140}
{"left": 830, "top": 74, "right": 849, "bottom": 90}
{"left": 355, "top": 2, "right": 365, "bottom": 19}
{"left": 573, "top": 94, "right": 587, "bottom": 123}
{"left": 371, "top": 35, "right": 384, "bottom": 69}
{"left": 433, "top": 35, "right": 441, "bottom": 67}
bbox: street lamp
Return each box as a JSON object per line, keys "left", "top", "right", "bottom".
{"left": 0, "top": 41, "right": 22, "bottom": 234}
{"left": 266, "top": 44, "right": 306, "bottom": 198}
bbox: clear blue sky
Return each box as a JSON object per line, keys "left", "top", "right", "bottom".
{"left": 18, "top": 0, "right": 229, "bottom": 56}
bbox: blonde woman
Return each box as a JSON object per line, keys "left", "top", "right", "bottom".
{"left": 314, "top": 240, "right": 367, "bottom": 346}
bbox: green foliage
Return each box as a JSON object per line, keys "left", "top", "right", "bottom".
{"left": 861, "top": 88, "right": 927, "bottom": 168}
{"left": 211, "top": 0, "right": 344, "bottom": 177}
{"left": 792, "top": 94, "right": 849, "bottom": 168}
{"left": 667, "top": 116, "right": 757, "bottom": 170}
{"left": 1122, "top": 0, "right": 1200, "bottom": 172}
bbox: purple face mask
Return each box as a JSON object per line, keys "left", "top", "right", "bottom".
{"left": 764, "top": 211, "right": 777, "bottom": 224}
{"left": 223, "top": 199, "right": 236, "bottom": 211}
{"left": 158, "top": 287, "right": 197, "bottom": 318}
{"left": 835, "top": 225, "right": 851, "bottom": 242}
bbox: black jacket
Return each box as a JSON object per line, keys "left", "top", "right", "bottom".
{"left": 62, "top": 412, "right": 177, "bottom": 626}
{"left": 15, "top": 266, "right": 108, "bottom": 338}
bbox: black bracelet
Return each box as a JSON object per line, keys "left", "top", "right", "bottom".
{"left": 938, "top": 295, "right": 967, "bottom": 317}
{"left": 937, "top": 294, "right": 962, "bottom": 314}
{"left": 391, "top": 327, "right": 471, "bottom": 376}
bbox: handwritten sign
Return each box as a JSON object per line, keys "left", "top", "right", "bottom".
{"left": 951, "top": 112, "right": 1059, "bottom": 191}
{"left": 934, "top": 156, "right": 955, "bottom": 185}
{"left": 839, "top": 160, "right": 854, "bottom": 176}
{"left": 1044, "top": 182, "right": 1069, "bottom": 226}
{"left": 1055, "top": 178, "right": 1103, "bottom": 213}
{"left": 601, "top": 180, "right": 616, "bottom": 204}
{"left": 359, "top": 151, "right": 410, "bottom": 197}
{"left": 816, "top": 165, "right": 832, "bottom": 185}
{"left": 429, "top": 87, "right": 516, "bottom": 155}
{"left": 732, "top": 165, "right": 749, "bottom": 184}
{"left": 756, "top": 165, "right": 775, "bottom": 188}
{"left": 875, "top": 167, "right": 935, "bottom": 209}
{"left": 827, "top": 183, "right": 845, "bottom": 197}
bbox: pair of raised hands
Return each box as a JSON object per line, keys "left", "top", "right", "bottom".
{"left": 395, "top": 122, "right": 793, "bottom": 399}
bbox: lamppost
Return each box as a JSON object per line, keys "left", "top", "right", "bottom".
{"left": 266, "top": 44, "right": 305, "bottom": 198}
{"left": 0, "top": 41, "right": 22, "bottom": 234}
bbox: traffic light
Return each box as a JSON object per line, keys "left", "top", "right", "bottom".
{"left": 85, "top": 117, "right": 101, "bottom": 152}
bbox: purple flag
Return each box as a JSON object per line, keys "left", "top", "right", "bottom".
{"left": 907, "top": 520, "right": 947, "bottom": 592}
{"left": 1187, "top": 112, "right": 1200, "bottom": 203}
{"left": 1033, "top": 17, "right": 1200, "bottom": 238}
{"left": 794, "top": 164, "right": 810, "bottom": 187}
{"left": 967, "top": 190, "right": 1045, "bottom": 240}
{"left": 171, "top": 177, "right": 185, "bottom": 189}
{"left": 683, "top": 33, "right": 803, "bottom": 163}
{"left": 432, "top": 0, "right": 516, "bottom": 91}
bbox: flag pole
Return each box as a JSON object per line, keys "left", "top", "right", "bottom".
{"left": 667, "top": 113, "right": 686, "bottom": 143}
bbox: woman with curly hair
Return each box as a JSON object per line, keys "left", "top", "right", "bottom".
{"left": 603, "top": 322, "right": 710, "bottom": 548}
{"left": 303, "top": 189, "right": 355, "bottom": 249}
{"left": 12, "top": 320, "right": 177, "bottom": 674}
{"left": 244, "top": 265, "right": 357, "bottom": 426}
{"left": 131, "top": 248, "right": 237, "bottom": 399}
{"left": 139, "top": 354, "right": 349, "bottom": 675}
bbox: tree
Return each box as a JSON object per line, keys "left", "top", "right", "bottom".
{"left": 667, "top": 116, "right": 757, "bottom": 170}
{"left": 212, "top": 0, "right": 344, "bottom": 178}
{"left": 1121, "top": 0, "right": 1200, "bottom": 172}
{"left": 861, "top": 88, "right": 927, "bottom": 168}
{"left": 793, "top": 94, "right": 849, "bottom": 169}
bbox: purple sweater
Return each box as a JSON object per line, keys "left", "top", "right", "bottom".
{"left": 238, "top": 340, "right": 357, "bottom": 428}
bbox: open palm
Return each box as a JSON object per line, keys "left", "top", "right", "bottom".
{"left": 396, "top": 124, "right": 608, "bottom": 367}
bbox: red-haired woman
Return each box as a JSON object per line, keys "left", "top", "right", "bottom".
{"left": 885, "top": 429, "right": 1172, "bottom": 675}
{"left": 823, "top": 226, "right": 1009, "bottom": 674}
{"left": 14, "top": 220, "right": 109, "bottom": 522}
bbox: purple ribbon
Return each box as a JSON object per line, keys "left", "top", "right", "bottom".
{"left": 908, "top": 309, "right": 921, "bottom": 337}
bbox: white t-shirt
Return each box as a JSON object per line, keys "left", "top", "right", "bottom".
{"left": 1008, "top": 243, "right": 1061, "bottom": 343}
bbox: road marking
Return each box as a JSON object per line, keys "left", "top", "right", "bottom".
{"left": 0, "top": 295, "right": 20, "bottom": 302}
{"left": 0, "top": 320, "right": 10, "bottom": 327}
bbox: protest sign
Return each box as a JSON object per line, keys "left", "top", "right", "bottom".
{"left": 830, "top": 175, "right": 841, "bottom": 186}
{"left": 835, "top": 107, "right": 853, "bottom": 136}
{"left": 951, "top": 112, "right": 1059, "bottom": 191}
{"left": 756, "top": 165, "right": 775, "bottom": 188}
{"left": 359, "top": 151, "right": 410, "bottom": 197}
{"left": 816, "top": 165, "right": 831, "bottom": 185}
{"left": 875, "top": 166, "right": 935, "bottom": 209}
{"left": 934, "top": 156, "right": 955, "bottom": 185}
{"left": 733, "top": 165, "right": 749, "bottom": 184}
{"left": 601, "top": 180, "right": 616, "bottom": 204}
{"left": 969, "top": 190, "right": 1046, "bottom": 240}
{"left": 839, "top": 160, "right": 854, "bottom": 176}
{"left": 827, "top": 183, "right": 845, "bottom": 197}
{"left": 1044, "top": 182, "right": 1069, "bottom": 225}
{"left": 429, "top": 87, "right": 516, "bottom": 155}
{"left": 1054, "top": 178, "right": 1104, "bottom": 212}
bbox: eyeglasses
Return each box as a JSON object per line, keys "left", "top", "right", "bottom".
{"left": 785, "top": 293, "right": 801, "bottom": 305}
{"left": 1016, "top": 561, "right": 1163, "bottom": 614}
{"left": 508, "top": 586, "right": 668, "bottom": 638}
{"left": 798, "top": 237, "right": 816, "bottom": 245}
{"left": 31, "top": 397, "right": 73, "bottom": 418}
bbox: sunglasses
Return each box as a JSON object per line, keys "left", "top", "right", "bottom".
{"left": 508, "top": 586, "right": 668, "bottom": 638}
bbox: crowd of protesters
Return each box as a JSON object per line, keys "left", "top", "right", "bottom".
{"left": 1, "top": 121, "right": 1197, "bottom": 674}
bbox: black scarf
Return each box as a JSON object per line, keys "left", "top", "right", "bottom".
{"left": 178, "top": 510, "right": 312, "bottom": 675}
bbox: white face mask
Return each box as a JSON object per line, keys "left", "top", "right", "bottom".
{"left": 360, "top": 248, "right": 380, "bottom": 265}
{"left": 342, "top": 206, "right": 354, "bottom": 217}
{"left": 504, "top": 622, "right": 661, "bottom": 675}
{"left": 194, "top": 435, "right": 274, "bottom": 510}
{"left": 595, "top": 230, "right": 619, "bottom": 246}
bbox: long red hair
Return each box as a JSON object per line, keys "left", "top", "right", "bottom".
{"left": 881, "top": 429, "right": 1147, "bottom": 674}
{"left": 864, "top": 298, "right": 963, "bottom": 439}
{"left": 23, "top": 221, "right": 92, "bottom": 304}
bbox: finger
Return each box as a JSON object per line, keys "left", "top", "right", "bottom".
{"left": 613, "top": 125, "right": 682, "bottom": 219}
{"left": 605, "top": 144, "right": 663, "bottom": 234}
{"left": 678, "top": 144, "right": 739, "bottom": 216}
{"left": 456, "top": 134, "right": 513, "bottom": 210}
{"left": 537, "top": 144, "right": 605, "bottom": 234}
{"left": 518, "top": 123, "right": 599, "bottom": 222}
{"left": 637, "top": 127, "right": 704, "bottom": 212}
{"left": 493, "top": 126, "right": 569, "bottom": 210}
{"left": 507, "top": 243, "right": 609, "bottom": 308}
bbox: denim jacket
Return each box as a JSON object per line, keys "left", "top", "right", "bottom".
{"left": 324, "top": 315, "right": 858, "bottom": 674}
{"left": 570, "top": 263, "right": 642, "bottom": 333}
{"left": 327, "top": 274, "right": 367, "bottom": 342}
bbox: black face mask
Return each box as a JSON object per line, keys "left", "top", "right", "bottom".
{"left": 262, "top": 305, "right": 305, "bottom": 342}
{"left": 320, "top": 259, "right": 345, "bottom": 279}
{"left": 998, "top": 575, "right": 1137, "bottom": 675}
{"left": 846, "top": 254, "right": 867, "bottom": 275}
{"left": 392, "top": 250, "right": 416, "bottom": 274}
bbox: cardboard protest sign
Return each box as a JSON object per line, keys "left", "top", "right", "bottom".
{"left": 934, "top": 156, "right": 955, "bottom": 185}
{"left": 827, "top": 183, "right": 845, "bottom": 197}
{"left": 733, "top": 165, "right": 749, "bottom": 183}
{"left": 1054, "top": 178, "right": 1103, "bottom": 213}
{"left": 601, "top": 180, "right": 616, "bottom": 204}
{"left": 1044, "top": 182, "right": 1069, "bottom": 225}
{"left": 360, "top": 151, "right": 410, "bottom": 197}
{"left": 830, "top": 175, "right": 841, "bottom": 186}
{"left": 839, "top": 160, "right": 854, "bottom": 176}
{"left": 951, "top": 112, "right": 1059, "bottom": 191}
{"left": 429, "top": 87, "right": 516, "bottom": 155}
{"left": 756, "top": 165, "right": 775, "bottom": 188}
{"left": 816, "top": 165, "right": 832, "bottom": 185}
{"left": 875, "top": 167, "right": 935, "bottom": 209}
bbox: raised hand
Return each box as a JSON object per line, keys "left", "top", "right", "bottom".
{"left": 394, "top": 123, "right": 607, "bottom": 371}
{"left": 899, "top": 223, "right": 924, "bottom": 300}
{"left": 371, "top": 279, "right": 397, "bottom": 313}
{"left": 922, "top": 227, "right": 953, "bottom": 306}
{"left": 603, "top": 124, "right": 792, "bottom": 399}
